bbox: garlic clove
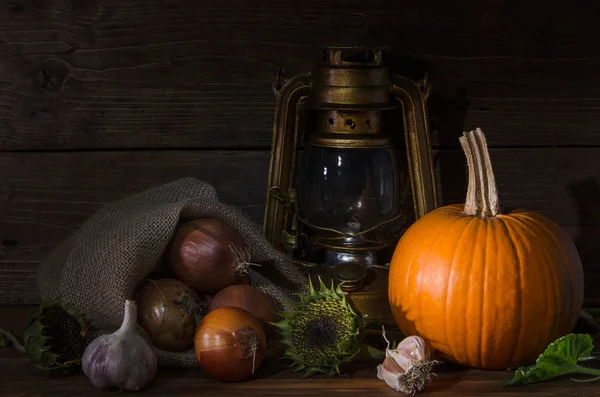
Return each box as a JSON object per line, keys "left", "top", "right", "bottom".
{"left": 377, "top": 327, "right": 438, "bottom": 394}
{"left": 385, "top": 346, "right": 414, "bottom": 373}
{"left": 377, "top": 356, "right": 407, "bottom": 391}
{"left": 395, "top": 335, "right": 431, "bottom": 363}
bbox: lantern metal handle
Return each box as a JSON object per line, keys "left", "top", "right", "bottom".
{"left": 263, "top": 73, "right": 311, "bottom": 251}
{"left": 390, "top": 74, "right": 438, "bottom": 218}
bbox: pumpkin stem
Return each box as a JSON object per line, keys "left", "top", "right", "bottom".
{"left": 459, "top": 128, "right": 500, "bottom": 217}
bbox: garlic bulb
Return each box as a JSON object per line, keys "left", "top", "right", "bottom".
{"left": 376, "top": 327, "right": 438, "bottom": 395}
{"left": 82, "top": 300, "right": 157, "bottom": 391}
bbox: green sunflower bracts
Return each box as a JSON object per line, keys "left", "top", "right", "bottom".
{"left": 271, "top": 277, "right": 366, "bottom": 377}
{"left": 0, "top": 297, "right": 89, "bottom": 377}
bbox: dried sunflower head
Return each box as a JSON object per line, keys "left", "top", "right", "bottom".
{"left": 271, "top": 276, "right": 365, "bottom": 377}
{"left": 22, "top": 297, "right": 88, "bottom": 377}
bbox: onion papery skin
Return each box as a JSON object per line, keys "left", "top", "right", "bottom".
{"left": 170, "top": 218, "right": 249, "bottom": 294}
{"left": 208, "top": 284, "right": 277, "bottom": 323}
{"left": 136, "top": 278, "right": 202, "bottom": 352}
{"left": 194, "top": 306, "right": 266, "bottom": 382}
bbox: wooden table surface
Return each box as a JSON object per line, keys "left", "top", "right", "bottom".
{"left": 3, "top": 306, "right": 600, "bottom": 396}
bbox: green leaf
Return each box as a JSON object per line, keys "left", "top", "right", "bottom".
{"left": 503, "top": 334, "right": 599, "bottom": 387}
{"left": 358, "top": 344, "right": 386, "bottom": 360}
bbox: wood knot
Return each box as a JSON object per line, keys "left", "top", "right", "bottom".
{"left": 33, "top": 59, "right": 70, "bottom": 94}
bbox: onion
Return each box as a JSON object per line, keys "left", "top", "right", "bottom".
{"left": 208, "top": 284, "right": 277, "bottom": 323}
{"left": 169, "top": 218, "right": 254, "bottom": 294}
{"left": 136, "top": 278, "right": 203, "bottom": 351}
{"left": 194, "top": 306, "right": 266, "bottom": 382}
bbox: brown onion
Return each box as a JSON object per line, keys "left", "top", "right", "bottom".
{"left": 208, "top": 284, "right": 277, "bottom": 323}
{"left": 194, "top": 306, "right": 266, "bottom": 382}
{"left": 169, "top": 218, "right": 253, "bottom": 294}
{"left": 136, "top": 278, "right": 203, "bottom": 351}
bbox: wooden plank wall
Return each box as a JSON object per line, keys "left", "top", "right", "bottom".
{"left": 1, "top": 1, "right": 599, "bottom": 305}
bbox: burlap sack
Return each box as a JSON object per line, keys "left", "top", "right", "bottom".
{"left": 36, "top": 177, "right": 308, "bottom": 367}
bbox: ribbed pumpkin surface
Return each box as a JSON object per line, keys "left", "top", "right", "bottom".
{"left": 388, "top": 129, "right": 584, "bottom": 369}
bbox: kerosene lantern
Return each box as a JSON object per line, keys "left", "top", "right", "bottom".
{"left": 263, "top": 40, "right": 437, "bottom": 324}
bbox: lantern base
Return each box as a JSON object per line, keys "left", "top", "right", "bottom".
{"left": 308, "top": 266, "right": 396, "bottom": 327}
{"left": 345, "top": 267, "right": 396, "bottom": 326}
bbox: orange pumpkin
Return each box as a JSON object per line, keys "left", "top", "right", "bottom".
{"left": 388, "top": 128, "right": 584, "bottom": 369}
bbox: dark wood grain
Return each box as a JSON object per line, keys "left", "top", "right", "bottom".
{"left": 1, "top": 309, "right": 600, "bottom": 397}
{"left": 2, "top": 1, "right": 597, "bottom": 58}
{"left": 1, "top": 147, "right": 600, "bottom": 305}
{"left": 1, "top": 1, "right": 600, "bottom": 150}
{"left": 1, "top": 355, "right": 596, "bottom": 397}
{"left": 1, "top": 0, "right": 599, "bottom": 324}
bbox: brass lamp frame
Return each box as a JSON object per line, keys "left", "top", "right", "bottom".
{"left": 263, "top": 46, "right": 438, "bottom": 256}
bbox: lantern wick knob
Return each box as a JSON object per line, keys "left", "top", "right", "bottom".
{"left": 339, "top": 12, "right": 371, "bottom": 38}
{"left": 352, "top": 12, "right": 370, "bottom": 38}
